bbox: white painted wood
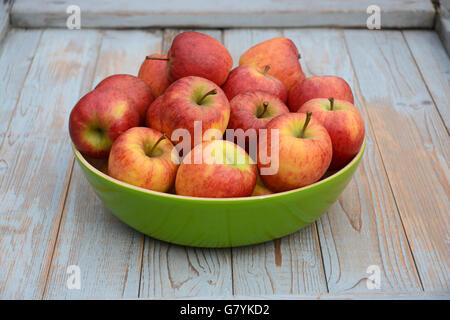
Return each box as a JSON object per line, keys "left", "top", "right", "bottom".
{"left": 0, "top": 29, "right": 100, "bottom": 299}
{"left": 44, "top": 30, "right": 163, "bottom": 299}
{"left": 11, "top": 0, "right": 435, "bottom": 29}
{"left": 285, "top": 29, "right": 422, "bottom": 293}
{"left": 404, "top": 31, "right": 450, "bottom": 130}
{"left": 344, "top": 30, "right": 450, "bottom": 291}
{"left": 224, "top": 29, "right": 328, "bottom": 296}
{"left": 139, "top": 29, "right": 233, "bottom": 298}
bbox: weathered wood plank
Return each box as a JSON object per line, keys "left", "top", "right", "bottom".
{"left": 344, "top": 30, "right": 450, "bottom": 291}
{"left": 403, "top": 31, "right": 450, "bottom": 131}
{"left": 224, "top": 29, "right": 328, "bottom": 295}
{"left": 139, "top": 29, "right": 233, "bottom": 298}
{"left": 11, "top": 0, "right": 435, "bottom": 29}
{"left": 0, "top": 29, "right": 100, "bottom": 299}
{"left": 44, "top": 30, "right": 163, "bottom": 299}
{"left": 159, "top": 292, "right": 450, "bottom": 299}
{"left": 284, "top": 29, "right": 423, "bottom": 293}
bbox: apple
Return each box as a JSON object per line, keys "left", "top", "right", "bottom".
{"left": 95, "top": 74, "right": 154, "bottom": 122}
{"left": 227, "top": 91, "right": 289, "bottom": 134}
{"left": 288, "top": 75, "right": 354, "bottom": 112}
{"left": 108, "top": 127, "right": 179, "bottom": 192}
{"left": 175, "top": 140, "right": 257, "bottom": 198}
{"left": 146, "top": 95, "right": 164, "bottom": 132}
{"left": 222, "top": 65, "right": 287, "bottom": 102}
{"left": 138, "top": 53, "right": 170, "bottom": 98}
{"left": 160, "top": 76, "right": 230, "bottom": 149}
{"left": 147, "top": 31, "right": 232, "bottom": 86}
{"left": 239, "top": 37, "right": 305, "bottom": 91}
{"left": 297, "top": 97, "right": 365, "bottom": 169}
{"left": 252, "top": 174, "right": 274, "bottom": 196}
{"left": 69, "top": 87, "right": 140, "bottom": 158}
{"left": 258, "top": 112, "right": 332, "bottom": 192}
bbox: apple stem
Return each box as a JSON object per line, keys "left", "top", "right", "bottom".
{"left": 300, "top": 111, "right": 312, "bottom": 138}
{"left": 146, "top": 56, "right": 169, "bottom": 61}
{"left": 198, "top": 89, "right": 217, "bottom": 104}
{"left": 263, "top": 65, "right": 270, "bottom": 76}
{"left": 328, "top": 97, "right": 334, "bottom": 111}
{"left": 258, "top": 101, "right": 269, "bottom": 118}
{"left": 149, "top": 134, "right": 166, "bottom": 156}
{"left": 298, "top": 53, "right": 302, "bottom": 59}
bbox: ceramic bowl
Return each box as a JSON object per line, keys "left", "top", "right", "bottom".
{"left": 73, "top": 138, "right": 365, "bottom": 247}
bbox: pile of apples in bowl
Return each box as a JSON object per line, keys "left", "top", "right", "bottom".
{"left": 69, "top": 32, "right": 365, "bottom": 247}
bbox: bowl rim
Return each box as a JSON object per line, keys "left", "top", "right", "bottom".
{"left": 72, "top": 137, "right": 366, "bottom": 202}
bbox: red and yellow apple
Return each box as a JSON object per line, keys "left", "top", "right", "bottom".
{"left": 258, "top": 112, "right": 332, "bottom": 192}
{"left": 175, "top": 140, "right": 257, "bottom": 198}
{"left": 138, "top": 54, "right": 170, "bottom": 98}
{"left": 160, "top": 76, "right": 230, "bottom": 148}
{"left": 298, "top": 97, "right": 364, "bottom": 169}
{"left": 108, "top": 127, "right": 178, "bottom": 192}
{"left": 227, "top": 91, "right": 289, "bottom": 134}
{"left": 69, "top": 87, "right": 140, "bottom": 158}
{"left": 222, "top": 65, "right": 287, "bottom": 102}
{"left": 239, "top": 37, "right": 305, "bottom": 91}
{"left": 288, "top": 75, "right": 354, "bottom": 112}
{"left": 148, "top": 31, "right": 232, "bottom": 86}
{"left": 95, "top": 74, "right": 154, "bottom": 122}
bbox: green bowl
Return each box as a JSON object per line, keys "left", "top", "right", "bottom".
{"left": 73, "top": 138, "right": 365, "bottom": 248}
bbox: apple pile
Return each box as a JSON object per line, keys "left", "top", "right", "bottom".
{"left": 69, "top": 31, "right": 365, "bottom": 198}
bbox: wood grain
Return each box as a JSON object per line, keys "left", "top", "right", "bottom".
{"left": 11, "top": 0, "right": 435, "bottom": 28}
{"left": 139, "top": 29, "right": 233, "bottom": 298}
{"left": 43, "top": 30, "right": 164, "bottom": 299}
{"left": 284, "top": 29, "right": 423, "bottom": 293}
{"left": 0, "top": 29, "right": 100, "bottom": 299}
{"left": 344, "top": 30, "right": 449, "bottom": 292}
{"left": 224, "top": 29, "right": 328, "bottom": 295}
{"left": 403, "top": 31, "right": 450, "bottom": 131}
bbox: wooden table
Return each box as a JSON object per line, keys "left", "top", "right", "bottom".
{"left": 0, "top": 13, "right": 449, "bottom": 299}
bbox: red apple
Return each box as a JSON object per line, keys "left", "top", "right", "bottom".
{"left": 95, "top": 74, "right": 154, "bottom": 121}
{"left": 145, "top": 95, "right": 164, "bottom": 132}
{"left": 298, "top": 97, "right": 365, "bottom": 169}
{"left": 108, "top": 127, "right": 178, "bottom": 192}
{"left": 288, "top": 75, "right": 354, "bottom": 112}
{"left": 148, "top": 31, "right": 232, "bottom": 86}
{"left": 160, "top": 76, "right": 230, "bottom": 149}
{"left": 69, "top": 87, "right": 140, "bottom": 158}
{"left": 239, "top": 37, "right": 305, "bottom": 91}
{"left": 222, "top": 65, "right": 287, "bottom": 102}
{"left": 258, "top": 112, "right": 332, "bottom": 192}
{"left": 175, "top": 140, "right": 257, "bottom": 198}
{"left": 228, "top": 91, "right": 289, "bottom": 134}
{"left": 138, "top": 54, "right": 170, "bottom": 98}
